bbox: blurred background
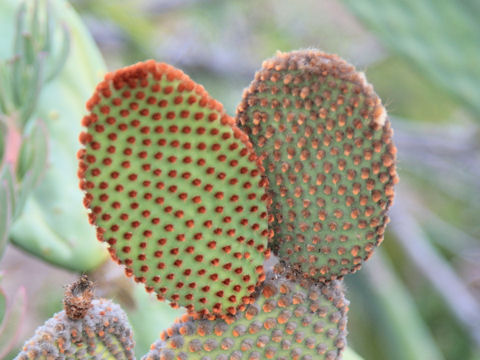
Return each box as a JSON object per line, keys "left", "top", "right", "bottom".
{"left": 0, "top": 0, "right": 479, "bottom": 359}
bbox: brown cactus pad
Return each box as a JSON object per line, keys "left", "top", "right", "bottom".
{"left": 143, "top": 271, "right": 349, "bottom": 360}
{"left": 78, "top": 61, "right": 270, "bottom": 318}
{"left": 237, "top": 50, "right": 398, "bottom": 281}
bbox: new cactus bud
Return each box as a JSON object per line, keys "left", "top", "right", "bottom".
{"left": 15, "top": 278, "right": 135, "bottom": 360}
{"left": 143, "top": 271, "right": 349, "bottom": 360}
{"left": 63, "top": 275, "right": 94, "bottom": 320}
{"left": 236, "top": 50, "right": 398, "bottom": 282}
{"left": 78, "top": 60, "right": 270, "bottom": 318}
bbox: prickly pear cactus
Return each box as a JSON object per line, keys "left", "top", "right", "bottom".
{"left": 143, "top": 271, "right": 348, "bottom": 360}
{"left": 237, "top": 50, "right": 398, "bottom": 282}
{"left": 77, "top": 61, "right": 270, "bottom": 318}
{"left": 18, "top": 48, "right": 394, "bottom": 360}
{"left": 15, "top": 277, "right": 135, "bottom": 360}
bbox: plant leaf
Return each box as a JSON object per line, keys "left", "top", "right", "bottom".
{"left": 0, "top": 287, "right": 27, "bottom": 359}
{"left": 342, "top": 0, "right": 480, "bottom": 117}
{"left": 16, "top": 118, "right": 48, "bottom": 180}
{"left": 14, "top": 119, "right": 49, "bottom": 217}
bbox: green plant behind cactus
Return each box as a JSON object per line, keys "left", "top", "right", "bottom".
{"left": 342, "top": 0, "right": 480, "bottom": 117}
{"left": 0, "top": 0, "right": 109, "bottom": 271}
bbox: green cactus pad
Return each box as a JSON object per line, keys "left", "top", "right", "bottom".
{"left": 78, "top": 61, "right": 270, "bottom": 318}
{"left": 236, "top": 50, "right": 398, "bottom": 282}
{"left": 143, "top": 271, "right": 348, "bottom": 360}
{"left": 14, "top": 299, "right": 135, "bottom": 360}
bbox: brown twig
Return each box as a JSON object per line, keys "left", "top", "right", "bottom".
{"left": 63, "top": 275, "right": 94, "bottom": 320}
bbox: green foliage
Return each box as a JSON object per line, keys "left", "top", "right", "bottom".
{"left": 0, "top": 0, "right": 68, "bottom": 125}
{"left": 342, "top": 0, "right": 480, "bottom": 117}
{"left": 14, "top": 121, "right": 48, "bottom": 217}
{"left": 364, "top": 58, "right": 458, "bottom": 124}
{"left": 0, "top": 0, "right": 108, "bottom": 270}
{"left": 354, "top": 252, "right": 444, "bottom": 360}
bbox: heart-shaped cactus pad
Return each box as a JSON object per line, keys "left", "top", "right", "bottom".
{"left": 78, "top": 61, "right": 270, "bottom": 318}
{"left": 237, "top": 50, "right": 398, "bottom": 282}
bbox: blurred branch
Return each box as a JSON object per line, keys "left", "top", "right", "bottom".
{"left": 393, "top": 118, "right": 480, "bottom": 157}
{"left": 142, "top": 0, "right": 214, "bottom": 13}
{"left": 390, "top": 192, "right": 480, "bottom": 346}
{"left": 412, "top": 200, "right": 479, "bottom": 256}
{"left": 0, "top": 0, "right": 69, "bottom": 260}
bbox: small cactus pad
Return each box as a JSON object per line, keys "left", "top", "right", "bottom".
{"left": 236, "top": 50, "right": 398, "bottom": 281}
{"left": 143, "top": 271, "right": 348, "bottom": 360}
{"left": 78, "top": 61, "right": 270, "bottom": 317}
{"left": 15, "top": 299, "right": 135, "bottom": 360}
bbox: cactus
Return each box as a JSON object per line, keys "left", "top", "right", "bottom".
{"left": 77, "top": 61, "right": 270, "bottom": 318}
{"left": 237, "top": 50, "right": 398, "bottom": 282}
{"left": 15, "top": 277, "right": 135, "bottom": 360}
{"left": 17, "top": 48, "right": 395, "bottom": 360}
{"left": 143, "top": 271, "right": 348, "bottom": 360}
